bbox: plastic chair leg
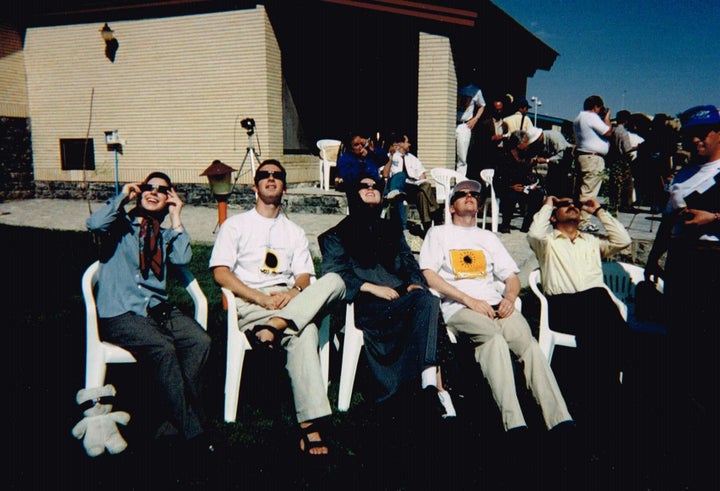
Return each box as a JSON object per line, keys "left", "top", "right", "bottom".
{"left": 224, "top": 338, "right": 248, "bottom": 423}
{"left": 318, "top": 314, "right": 331, "bottom": 393}
{"left": 85, "top": 357, "right": 107, "bottom": 390}
{"left": 337, "top": 321, "right": 363, "bottom": 412}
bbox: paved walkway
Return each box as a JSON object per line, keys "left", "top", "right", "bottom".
{"left": 0, "top": 197, "right": 661, "bottom": 286}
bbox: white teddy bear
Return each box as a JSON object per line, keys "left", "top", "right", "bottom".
{"left": 71, "top": 384, "right": 131, "bottom": 457}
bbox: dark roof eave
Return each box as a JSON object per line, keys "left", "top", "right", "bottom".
{"left": 486, "top": 1, "right": 558, "bottom": 71}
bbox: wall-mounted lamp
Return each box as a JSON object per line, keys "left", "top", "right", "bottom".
{"left": 100, "top": 23, "right": 119, "bottom": 62}
{"left": 100, "top": 23, "right": 114, "bottom": 41}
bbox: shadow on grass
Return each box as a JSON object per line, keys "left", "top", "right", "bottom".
{"left": 6, "top": 224, "right": 678, "bottom": 490}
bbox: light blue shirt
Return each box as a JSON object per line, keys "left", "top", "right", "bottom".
{"left": 86, "top": 193, "right": 192, "bottom": 318}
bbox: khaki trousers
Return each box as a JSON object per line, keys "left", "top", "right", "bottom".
{"left": 577, "top": 153, "right": 606, "bottom": 225}
{"left": 447, "top": 308, "right": 572, "bottom": 431}
{"left": 235, "top": 273, "right": 345, "bottom": 422}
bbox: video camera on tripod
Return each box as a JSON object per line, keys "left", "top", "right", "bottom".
{"left": 240, "top": 117, "right": 255, "bottom": 136}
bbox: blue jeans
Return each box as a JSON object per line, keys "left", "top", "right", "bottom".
{"left": 387, "top": 172, "right": 408, "bottom": 229}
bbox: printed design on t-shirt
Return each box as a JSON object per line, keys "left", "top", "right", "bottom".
{"left": 260, "top": 249, "right": 281, "bottom": 275}
{"left": 449, "top": 249, "right": 487, "bottom": 279}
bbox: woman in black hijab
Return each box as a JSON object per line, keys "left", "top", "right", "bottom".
{"left": 319, "top": 174, "right": 454, "bottom": 415}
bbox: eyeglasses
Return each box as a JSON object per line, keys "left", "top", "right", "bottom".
{"left": 139, "top": 184, "right": 170, "bottom": 194}
{"left": 255, "top": 170, "right": 286, "bottom": 182}
{"left": 452, "top": 190, "right": 482, "bottom": 201}
{"left": 555, "top": 200, "right": 575, "bottom": 209}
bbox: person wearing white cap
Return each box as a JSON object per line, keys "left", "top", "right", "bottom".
{"left": 419, "top": 179, "right": 572, "bottom": 434}
{"left": 509, "top": 127, "right": 573, "bottom": 197}
{"left": 456, "top": 84, "right": 486, "bottom": 177}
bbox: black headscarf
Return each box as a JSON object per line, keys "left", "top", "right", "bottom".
{"left": 340, "top": 175, "right": 404, "bottom": 270}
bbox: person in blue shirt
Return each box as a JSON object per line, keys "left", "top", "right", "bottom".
{"left": 336, "top": 131, "right": 389, "bottom": 190}
{"left": 86, "top": 172, "right": 211, "bottom": 452}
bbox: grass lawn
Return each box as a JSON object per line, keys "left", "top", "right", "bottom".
{"left": 6, "top": 224, "right": 677, "bottom": 490}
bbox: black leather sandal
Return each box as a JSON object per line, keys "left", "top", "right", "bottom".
{"left": 299, "top": 419, "right": 330, "bottom": 456}
{"left": 245, "top": 324, "right": 284, "bottom": 351}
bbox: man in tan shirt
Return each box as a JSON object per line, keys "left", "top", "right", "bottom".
{"left": 526, "top": 194, "right": 633, "bottom": 471}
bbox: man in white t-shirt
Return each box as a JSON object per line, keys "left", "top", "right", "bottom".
{"left": 419, "top": 179, "right": 572, "bottom": 433}
{"left": 209, "top": 159, "right": 345, "bottom": 456}
{"left": 573, "top": 95, "right": 612, "bottom": 232}
{"left": 456, "top": 84, "right": 486, "bottom": 177}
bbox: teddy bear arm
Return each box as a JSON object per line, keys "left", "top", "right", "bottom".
{"left": 71, "top": 419, "right": 88, "bottom": 439}
{"left": 109, "top": 411, "right": 131, "bottom": 426}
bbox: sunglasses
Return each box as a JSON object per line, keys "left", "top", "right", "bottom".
{"left": 358, "top": 181, "right": 381, "bottom": 190}
{"left": 683, "top": 127, "right": 714, "bottom": 142}
{"left": 255, "top": 170, "right": 286, "bottom": 182}
{"left": 555, "top": 200, "right": 575, "bottom": 209}
{"left": 139, "top": 183, "right": 171, "bottom": 194}
{"left": 451, "top": 190, "right": 482, "bottom": 202}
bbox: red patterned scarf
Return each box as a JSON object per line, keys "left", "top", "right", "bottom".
{"left": 139, "top": 216, "right": 163, "bottom": 279}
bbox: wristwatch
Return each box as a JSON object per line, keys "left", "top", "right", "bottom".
{"left": 293, "top": 285, "right": 303, "bottom": 293}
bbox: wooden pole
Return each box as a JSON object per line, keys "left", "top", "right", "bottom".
{"left": 218, "top": 197, "right": 229, "bottom": 310}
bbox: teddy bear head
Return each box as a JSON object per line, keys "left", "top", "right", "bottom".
{"left": 76, "top": 384, "right": 117, "bottom": 416}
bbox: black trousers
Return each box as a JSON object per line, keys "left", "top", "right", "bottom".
{"left": 355, "top": 288, "right": 440, "bottom": 402}
{"left": 100, "top": 308, "right": 211, "bottom": 439}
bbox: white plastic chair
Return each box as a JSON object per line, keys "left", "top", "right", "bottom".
{"left": 337, "top": 281, "right": 521, "bottom": 412}
{"left": 317, "top": 139, "right": 341, "bottom": 191}
{"left": 222, "top": 280, "right": 332, "bottom": 423}
{"left": 528, "top": 261, "right": 660, "bottom": 364}
{"left": 602, "top": 261, "right": 665, "bottom": 333}
{"left": 337, "top": 302, "right": 363, "bottom": 412}
{"left": 480, "top": 168, "right": 499, "bottom": 233}
{"left": 82, "top": 260, "right": 208, "bottom": 390}
{"left": 528, "top": 269, "right": 578, "bottom": 364}
{"left": 430, "top": 167, "right": 466, "bottom": 224}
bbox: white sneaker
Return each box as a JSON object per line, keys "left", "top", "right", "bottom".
{"left": 437, "top": 390, "right": 457, "bottom": 418}
{"left": 386, "top": 189, "right": 406, "bottom": 203}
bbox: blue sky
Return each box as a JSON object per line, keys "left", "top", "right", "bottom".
{"left": 492, "top": 0, "right": 720, "bottom": 121}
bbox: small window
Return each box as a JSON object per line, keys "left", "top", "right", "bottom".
{"left": 60, "top": 138, "right": 95, "bottom": 171}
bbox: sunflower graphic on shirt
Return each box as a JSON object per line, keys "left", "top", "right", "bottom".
{"left": 449, "top": 249, "right": 487, "bottom": 279}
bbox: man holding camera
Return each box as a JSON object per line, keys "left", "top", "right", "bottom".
{"left": 573, "top": 95, "right": 612, "bottom": 232}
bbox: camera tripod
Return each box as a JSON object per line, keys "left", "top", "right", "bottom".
{"left": 229, "top": 130, "right": 261, "bottom": 196}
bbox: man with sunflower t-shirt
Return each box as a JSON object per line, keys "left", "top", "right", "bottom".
{"left": 419, "top": 179, "right": 572, "bottom": 434}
